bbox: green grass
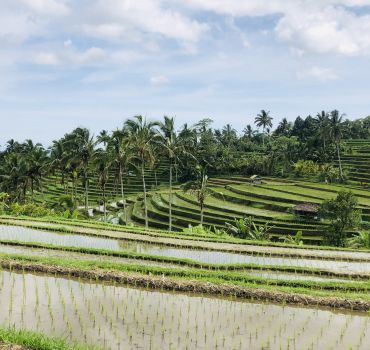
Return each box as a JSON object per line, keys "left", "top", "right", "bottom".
{"left": 1, "top": 253, "right": 369, "bottom": 302}
{"left": 0, "top": 328, "right": 97, "bottom": 350}
{"left": 2, "top": 239, "right": 369, "bottom": 278}
{"left": 2, "top": 215, "right": 369, "bottom": 253}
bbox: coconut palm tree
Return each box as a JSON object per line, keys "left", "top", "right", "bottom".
{"left": 274, "top": 118, "right": 291, "bottom": 137}
{"left": 159, "top": 116, "right": 184, "bottom": 231}
{"left": 125, "top": 115, "right": 160, "bottom": 228}
{"left": 0, "top": 152, "right": 28, "bottom": 203}
{"left": 24, "top": 144, "right": 48, "bottom": 201}
{"left": 109, "top": 128, "right": 133, "bottom": 223}
{"left": 72, "top": 128, "right": 96, "bottom": 210}
{"left": 242, "top": 124, "right": 256, "bottom": 140}
{"left": 254, "top": 110, "right": 273, "bottom": 146}
{"left": 182, "top": 165, "right": 209, "bottom": 226}
{"left": 93, "top": 149, "right": 112, "bottom": 222}
{"left": 315, "top": 111, "right": 330, "bottom": 152}
{"left": 328, "top": 110, "right": 345, "bottom": 181}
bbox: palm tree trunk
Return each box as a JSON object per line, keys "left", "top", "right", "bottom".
{"left": 169, "top": 164, "right": 172, "bottom": 232}
{"left": 262, "top": 127, "right": 265, "bottom": 147}
{"left": 200, "top": 203, "right": 204, "bottom": 226}
{"left": 84, "top": 168, "right": 89, "bottom": 211}
{"left": 103, "top": 185, "right": 107, "bottom": 222}
{"left": 119, "top": 164, "right": 127, "bottom": 223}
{"left": 31, "top": 179, "right": 34, "bottom": 202}
{"left": 175, "top": 161, "right": 178, "bottom": 182}
{"left": 39, "top": 177, "right": 44, "bottom": 199}
{"left": 337, "top": 142, "right": 344, "bottom": 181}
{"left": 71, "top": 178, "right": 74, "bottom": 205}
{"left": 154, "top": 170, "right": 158, "bottom": 188}
{"left": 141, "top": 160, "right": 148, "bottom": 229}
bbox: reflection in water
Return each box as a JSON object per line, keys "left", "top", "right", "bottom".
{"left": 0, "top": 270, "right": 369, "bottom": 350}
{"left": 0, "top": 225, "right": 370, "bottom": 273}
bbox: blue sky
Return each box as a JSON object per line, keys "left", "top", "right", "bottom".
{"left": 1, "top": 0, "right": 370, "bottom": 146}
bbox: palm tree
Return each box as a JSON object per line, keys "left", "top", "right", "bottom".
{"left": 274, "top": 118, "right": 291, "bottom": 137}
{"left": 254, "top": 110, "right": 273, "bottom": 146}
{"left": 73, "top": 128, "right": 96, "bottom": 210}
{"left": 328, "top": 110, "right": 345, "bottom": 181}
{"left": 93, "top": 149, "right": 112, "bottom": 222}
{"left": 243, "top": 124, "right": 256, "bottom": 140}
{"left": 25, "top": 145, "right": 48, "bottom": 201}
{"left": 109, "top": 129, "right": 132, "bottom": 223}
{"left": 0, "top": 152, "right": 28, "bottom": 203}
{"left": 159, "top": 116, "right": 184, "bottom": 231}
{"left": 315, "top": 111, "right": 329, "bottom": 152}
{"left": 97, "top": 130, "right": 110, "bottom": 147}
{"left": 125, "top": 115, "right": 160, "bottom": 228}
{"left": 182, "top": 165, "right": 209, "bottom": 226}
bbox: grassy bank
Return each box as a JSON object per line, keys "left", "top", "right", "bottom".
{"left": 1, "top": 217, "right": 369, "bottom": 261}
{"left": 0, "top": 328, "right": 96, "bottom": 350}
{"left": 1, "top": 239, "right": 369, "bottom": 280}
{"left": 1, "top": 253, "right": 370, "bottom": 311}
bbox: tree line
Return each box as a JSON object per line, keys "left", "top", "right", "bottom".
{"left": 0, "top": 111, "right": 369, "bottom": 227}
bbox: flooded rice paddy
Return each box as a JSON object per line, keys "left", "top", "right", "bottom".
{"left": 0, "top": 225, "right": 370, "bottom": 273}
{"left": 0, "top": 270, "right": 369, "bottom": 350}
{"left": 0, "top": 243, "right": 352, "bottom": 283}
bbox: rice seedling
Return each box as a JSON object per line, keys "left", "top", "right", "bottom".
{"left": 0, "top": 269, "right": 369, "bottom": 349}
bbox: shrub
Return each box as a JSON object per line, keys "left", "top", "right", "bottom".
{"left": 281, "top": 231, "right": 304, "bottom": 246}
{"left": 226, "top": 217, "right": 272, "bottom": 241}
{"left": 319, "top": 191, "right": 361, "bottom": 246}
{"left": 346, "top": 231, "right": 370, "bottom": 249}
{"left": 9, "top": 202, "right": 55, "bottom": 218}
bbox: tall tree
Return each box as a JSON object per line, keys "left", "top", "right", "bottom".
{"left": 93, "top": 149, "right": 112, "bottom": 222}
{"left": 109, "top": 129, "right": 132, "bottom": 223}
{"left": 73, "top": 128, "right": 96, "bottom": 210}
{"left": 125, "top": 115, "right": 160, "bottom": 228}
{"left": 159, "top": 116, "right": 184, "bottom": 231}
{"left": 328, "top": 110, "right": 345, "bottom": 181}
{"left": 254, "top": 110, "right": 273, "bottom": 146}
{"left": 315, "top": 111, "right": 329, "bottom": 152}
{"left": 182, "top": 165, "right": 209, "bottom": 226}
{"left": 242, "top": 124, "right": 256, "bottom": 140}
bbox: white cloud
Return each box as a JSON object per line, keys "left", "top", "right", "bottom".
{"left": 83, "top": 0, "right": 208, "bottom": 43}
{"left": 34, "top": 52, "right": 60, "bottom": 65}
{"left": 275, "top": 4, "right": 370, "bottom": 56}
{"left": 33, "top": 47, "right": 107, "bottom": 66}
{"left": 297, "top": 66, "right": 339, "bottom": 82}
{"left": 19, "top": 0, "right": 69, "bottom": 16}
{"left": 150, "top": 75, "right": 170, "bottom": 86}
{"left": 180, "top": 0, "right": 370, "bottom": 56}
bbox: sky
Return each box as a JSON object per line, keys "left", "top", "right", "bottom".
{"left": 1, "top": 0, "right": 370, "bottom": 146}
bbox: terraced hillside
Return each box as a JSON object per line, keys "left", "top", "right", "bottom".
{"left": 339, "top": 140, "right": 370, "bottom": 185}
{"left": 130, "top": 177, "right": 370, "bottom": 244}
{"left": 36, "top": 163, "right": 171, "bottom": 208}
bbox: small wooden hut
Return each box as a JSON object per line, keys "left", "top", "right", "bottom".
{"left": 294, "top": 203, "right": 319, "bottom": 219}
{"left": 249, "top": 175, "right": 262, "bottom": 185}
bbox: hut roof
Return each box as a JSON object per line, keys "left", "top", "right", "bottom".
{"left": 250, "top": 175, "right": 261, "bottom": 179}
{"left": 294, "top": 203, "right": 319, "bottom": 213}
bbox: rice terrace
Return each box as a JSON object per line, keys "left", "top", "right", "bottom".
{"left": 1, "top": 1, "right": 370, "bottom": 350}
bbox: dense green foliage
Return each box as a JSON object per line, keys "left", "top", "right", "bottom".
{"left": 0, "top": 111, "right": 369, "bottom": 247}
{"left": 320, "top": 191, "right": 362, "bottom": 246}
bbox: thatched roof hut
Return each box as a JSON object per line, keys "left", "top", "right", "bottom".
{"left": 294, "top": 203, "right": 319, "bottom": 218}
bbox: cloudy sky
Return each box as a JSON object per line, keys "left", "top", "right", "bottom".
{"left": 1, "top": 0, "right": 370, "bottom": 146}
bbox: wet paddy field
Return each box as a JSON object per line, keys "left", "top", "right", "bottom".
{"left": 1, "top": 270, "right": 369, "bottom": 350}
